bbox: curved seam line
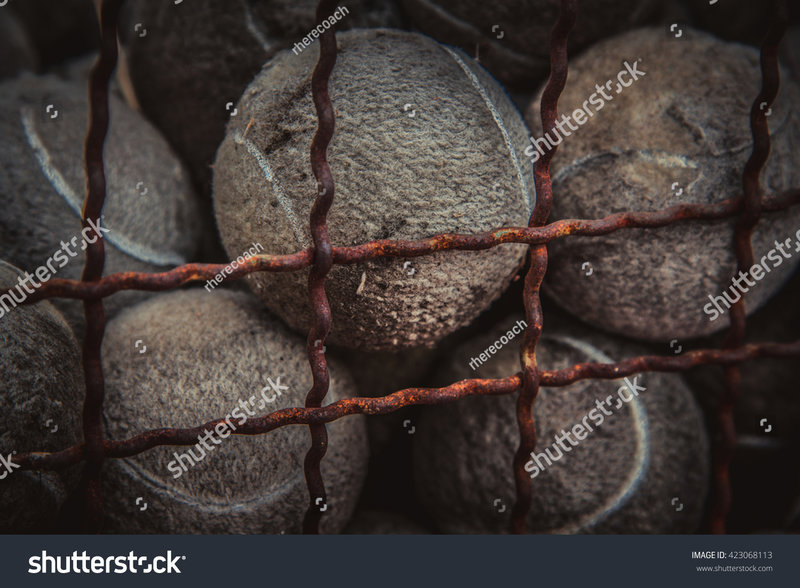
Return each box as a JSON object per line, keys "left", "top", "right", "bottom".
{"left": 441, "top": 46, "right": 532, "bottom": 214}
{"left": 20, "top": 107, "right": 187, "bottom": 267}
{"left": 543, "top": 334, "right": 650, "bottom": 534}
{"left": 234, "top": 129, "right": 306, "bottom": 247}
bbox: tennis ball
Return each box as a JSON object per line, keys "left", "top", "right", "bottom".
{"left": 413, "top": 316, "right": 710, "bottom": 533}
{"left": 0, "top": 75, "right": 204, "bottom": 337}
{"left": 524, "top": 28, "right": 800, "bottom": 342}
{"left": 0, "top": 260, "right": 84, "bottom": 532}
{"left": 399, "top": 0, "right": 660, "bottom": 89}
{"left": 214, "top": 29, "right": 534, "bottom": 350}
{"left": 100, "top": 288, "right": 368, "bottom": 534}
{"left": 0, "top": 11, "right": 38, "bottom": 81}
{"left": 121, "top": 0, "right": 402, "bottom": 193}
{"left": 10, "top": 0, "right": 99, "bottom": 68}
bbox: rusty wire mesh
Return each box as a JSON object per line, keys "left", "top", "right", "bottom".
{"left": 7, "top": 0, "right": 800, "bottom": 534}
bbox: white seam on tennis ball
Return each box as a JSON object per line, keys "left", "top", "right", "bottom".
{"left": 441, "top": 47, "right": 532, "bottom": 213}
{"left": 20, "top": 108, "right": 188, "bottom": 267}
{"left": 234, "top": 129, "right": 306, "bottom": 247}
{"left": 239, "top": 0, "right": 275, "bottom": 54}
{"left": 542, "top": 333, "right": 650, "bottom": 534}
{"left": 552, "top": 148, "right": 700, "bottom": 185}
{"left": 111, "top": 454, "right": 306, "bottom": 511}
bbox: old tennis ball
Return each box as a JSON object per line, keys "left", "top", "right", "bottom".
{"left": 413, "top": 317, "right": 710, "bottom": 533}
{"left": 121, "top": 0, "right": 402, "bottom": 193}
{"left": 0, "top": 75, "right": 204, "bottom": 337}
{"left": 525, "top": 28, "right": 800, "bottom": 342}
{"left": 0, "top": 11, "right": 38, "bottom": 81}
{"left": 0, "top": 260, "right": 84, "bottom": 532}
{"left": 214, "top": 29, "right": 534, "bottom": 350}
{"left": 400, "top": 0, "right": 660, "bottom": 89}
{"left": 100, "top": 288, "right": 368, "bottom": 534}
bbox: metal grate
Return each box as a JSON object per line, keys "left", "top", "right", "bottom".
{"left": 9, "top": 0, "right": 800, "bottom": 534}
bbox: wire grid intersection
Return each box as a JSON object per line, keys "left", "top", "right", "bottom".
{"left": 6, "top": 0, "right": 800, "bottom": 534}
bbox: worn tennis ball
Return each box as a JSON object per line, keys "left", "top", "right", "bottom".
{"left": 10, "top": 0, "right": 99, "bottom": 68}
{"left": 214, "top": 29, "right": 534, "bottom": 350}
{"left": 0, "top": 75, "right": 204, "bottom": 337}
{"left": 400, "top": 0, "right": 660, "bottom": 89}
{"left": 0, "top": 260, "right": 84, "bottom": 532}
{"left": 0, "top": 11, "right": 38, "bottom": 81}
{"left": 100, "top": 288, "right": 368, "bottom": 534}
{"left": 525, "top": 28, "right": 800, "bottom": 342}
{"left": 413, "top": 316, "right": 710, "bottom": 533}
{"left": 121, "top": 0, "right": 402, "bottom": 193}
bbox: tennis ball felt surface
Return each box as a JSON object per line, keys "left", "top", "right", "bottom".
{"left": 400, "top": 0, "right": 660, "bottom": 89}
{"left": 121, "top": 0, "right": 402, "bottom": 193}
{"left": 214, "top": 29, "right": 534, "bottom": 350}
{"left": 525, "top": 28, "right": 800, "bottom": 342}
{"left": 0, "top": 75, "right": 204, "bottom": 337}
{"left": 413, "top": 317, "right": 710, "bottom": 533}
{"left": 100, "top": 289, "right": 368, "bottom": 534}
{"left": 0, "top": 260, "right": 84, "bottom": 532}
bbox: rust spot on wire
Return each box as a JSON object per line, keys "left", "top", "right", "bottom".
{"left": 13, "top": 339, "right": 798, "bottom": 472}
{"left": 9, "top": 190, "right": 798, "bottom": 305}
{"left": 710, "top": 0, "right": 788, "bottom": 535}
{"left": 7, "top": 0, "right": 800, "bottom": 536}
{"left": 302, "top": 0, "right": 339, "bottom": 534}
{"left": 512, "top": 0, "right": 577, "bottom": 535}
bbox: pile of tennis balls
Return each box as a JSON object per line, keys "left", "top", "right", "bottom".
{"left": 1, "top": 0, "right": 798, "bottom": 534}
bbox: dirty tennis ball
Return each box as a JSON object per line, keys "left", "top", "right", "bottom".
{"left": 100, "top": 288, "right": 368, "bottom": 534}
{"left": 400, "top": 0, "right": 660, "bottom": 89}
{"left": 0, "top": 260, "right": 84, "bottom": 532}
{"left": 214, "top": 29, "right": 534, "bottom": 350}
{"left": 121, "top": 0, "right": 402, "bottom": 193}
{"left": 0, "top": 75, "right": 204, "bottom": 338}
{"left": 525, "top": 28, "right": 800, "bottom": 342}
{"left": 0, "top": 11, "right": 38, "bottom": 81}
{"left": 413, "top": 316, "right": 710, "bottom": 533}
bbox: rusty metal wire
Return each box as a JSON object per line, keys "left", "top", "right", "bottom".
{"left": 7, "top": 0, "right": 799, "bottom": 535}
{"left": 710, "top": 0, "right": 790, "bottom": 534}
